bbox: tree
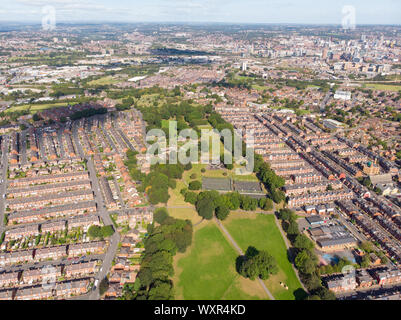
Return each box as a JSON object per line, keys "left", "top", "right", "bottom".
{"left": 295, "top": 250, "right": 317, "bottom": 275}
{"left": 188, "top": 180, "right": 202, "bottom": 190}
{"left": 314, "top": 287, "right": 336, "bottom": 300}
{"left": 195, "top": 191, "right": 220, "bottom": 219}
{"left": 223, "top": 192, "right": 241, "bottom": 210}
{"left": 88, "top": 225, "right": 114, "bottom": 238}
{"left": 259, "top": 197, "right": 273, "bottom": 211}
{"left": 239, "top": 248, "right": 278, "bottom": 280}
{"left": 271, "top": 189, "right": 285, "bottom": 203}
{"left": 360, "top": 241, "right": 374, "bottom": 253}
{"left": 294, "top": 234, "right": 315, "bottom": 250}
{"left": 88, "top": 225, "right": 102, "bottom": 239}
{"left": 240, "top": 195, "right": 258, "bottom": 211}
{"left": 101, "top": 225, "right": 114, "bottom": 237}
{"left": 215, "top": 205, "right": 230, "bottom": 220}
{"left": 99, "top": 277, "right": 109, "bottom": 296}
{"left": 184, "top": 191, "right": 198, "bottom": 205}
{"left": 154, "top": 208, "right": 169, "bottom": 224}
{"left": 33, "top": 113, "right": 42, "bottom": 121}
{"left": 301, "top": 272, "right": 322, "bottom": 291}
{"left": 277, "top": 208, "right": 295, "bottom": 221}
{"left": 147, "top": 280, "right": 174, "bottom": 300}
{"left": 360, "top": 254, "right": 371, "bottom": 268}
{"left": 148, "top": 186, "right": 170, "bottom": 204}
{"left": 285, "top": 221, "right": 300, "bottom": 236}
{"left": 196, "top": 198, "right": 214, "bottom": 220}
{"left": 374, "top": 186, "right": 383, "bottom": 195}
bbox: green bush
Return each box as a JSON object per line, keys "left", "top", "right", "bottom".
{"left": 188, "top": 180, "right": 202, "bottom": 190}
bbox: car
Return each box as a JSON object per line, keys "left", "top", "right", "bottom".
{"left": 93, "top": 279, "right": 99, "bottom": 289}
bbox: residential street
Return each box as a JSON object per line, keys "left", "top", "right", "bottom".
{"left": 0, "top": 135, "right": 9, "bottom": 235}
{"left": 85, "top": 156, "right": 120, "bottom": 299}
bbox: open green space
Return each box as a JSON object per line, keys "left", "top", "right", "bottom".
{"left": 223, "top": 213, "right": 304, "bottom": 300}
{"left": 5, "top": 102, "right": 74, "bottom": 114}
{"left": 87, "top": 75, "right": 119, "bottom": 86}
{"left": 173, "top": 222, "right": 268, "bottom": 300}
{"left": 363, "top": 83, "right": 401, "bottom": 92}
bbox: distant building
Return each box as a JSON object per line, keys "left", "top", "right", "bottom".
{"left": 334, "top": 90, "right": 351, "bottom": 101}
{"left": 363, "top": 162, "right": 380, "bottom": 175}
{"left": 323, "top": 119, "right": 344, "bottom": 130}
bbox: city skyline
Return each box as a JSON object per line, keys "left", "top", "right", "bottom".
{"left": 1, "top": 0, "right": 401, "bottom": 25}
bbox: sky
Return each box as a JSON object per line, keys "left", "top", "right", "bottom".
{"left": 0, "top": 0, "right": 400, "bottom": 25}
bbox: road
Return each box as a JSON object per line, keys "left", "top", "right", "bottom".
{"left": 337, "top": 284, "right": 401, "bottom": 300}
{"left": 20, "top": 130, "right": 28, "bottom": 165}
{"left": 214, "top": 217, "right": 275, "bottom": 300}
{"left": 337, "top": 213, "right": 367, "bottom": 242}
{"left": 319, "top": 92, "right": 331, "bottom": 113}
{"left": 0, "top": 135, "right": 9, "bottom": 235}
{"left": 113, "top": 177, "right": 126, "bottom": 210}
{"left": 87, "top": 232, "right": 119, "bottom": 300}
{"left": 70, "top": 127, "right": 120, "bottom": 300}
{"left": 85, "top": 156, "right": 120, "bottom": 300}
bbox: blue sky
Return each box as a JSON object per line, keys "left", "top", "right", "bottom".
{"left": 0, "top": 0, "right": 400, "bottom": 24}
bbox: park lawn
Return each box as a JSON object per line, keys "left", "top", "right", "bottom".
{"left": 232, "top": 173, "right": 259, "bottom": 182}
{"left": 222, "top": 212, "right": 304, "bottom": 300}
{"left": 161, "top": 119, "right": 170, "bottom": 129}
{"left": 168, "top": 179, "right": 188, "bottom": 206}
{"left": 4, "top": 104, "right": 31, "bottom": 114}
{"left": 6, "top": 102, "right": 72, "bottom": 114}
{"left": 364, "top": 83, "right": 401, "bottom": 92}
{"left": 168, "top": 207, "right": 201, "bottom": 225}
{"left": 183, "top": 163, "right": 205, "bottom": 184}
{"left": 135, "top": 93, "right": 167, "bottom": 108}
{"left": 167, "top": 163, "right": 205, "bottom": 206}
{"left": 87, "top": 76, "right": 118, "bottom": 86}
{"left": 202, "top": 169, "right": 230, "bottom": 179}
{"left": 252, "top": 84, "right": 267, "bottom": 91}
{"left": 30, "top": 103, "right": 70, "bottom": 113}
{"left": 173, "top": 221, "right": 268, "bottom": 300}
{"left": 201, "top": 166, "right": 258, "bottom": 182}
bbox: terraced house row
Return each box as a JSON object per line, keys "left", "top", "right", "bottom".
{"left": 6, "top": 189, "right": 94, "bottom": 211}
{"left": 7, "top": 201, "right": 97, "bottom": 224}
{"left": 0, "top": 241, "right": 106, "bottom": 266}
{"left": 4, "top": 216, "right": 101, "bottom": 240}
{"left": 0, "top": 279, "right": 90, "bottom": 300}
{"left": 8, "top": 171, "right": 89, "bottom": 188}
{"left": 337, "top": 200, "right": 401, "bottom": 263}
{"left": 0, "top": 260, "right": 99, "bottom": 288}
{"left": 6, "top": 179, "right": 92, "bottom": 199}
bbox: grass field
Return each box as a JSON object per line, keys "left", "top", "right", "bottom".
{"left": 202, "top": 167, "right": 259, "bottom": 182}
{"left": 222, "top": 213, "right": 305, "bottom": 300}
{"left": 364, "top": 83, "right": 401, "bottom": 92}
{"left": 87, "top": 76, "right": 118, "bottom": 86}
{"left": 135, "top": 93, "right": 167, "bottom": 108}
{"left": 5, "top": 102, "right": 71, "bottom": 114}
{"left": 167, "top": 163, "right": 205, "bottom": 206}
{"left": 168, "top": 207, "right": 202, "bottom": 225}
{"left": 173, "top": 221, "right": 269, "bottom": 300}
